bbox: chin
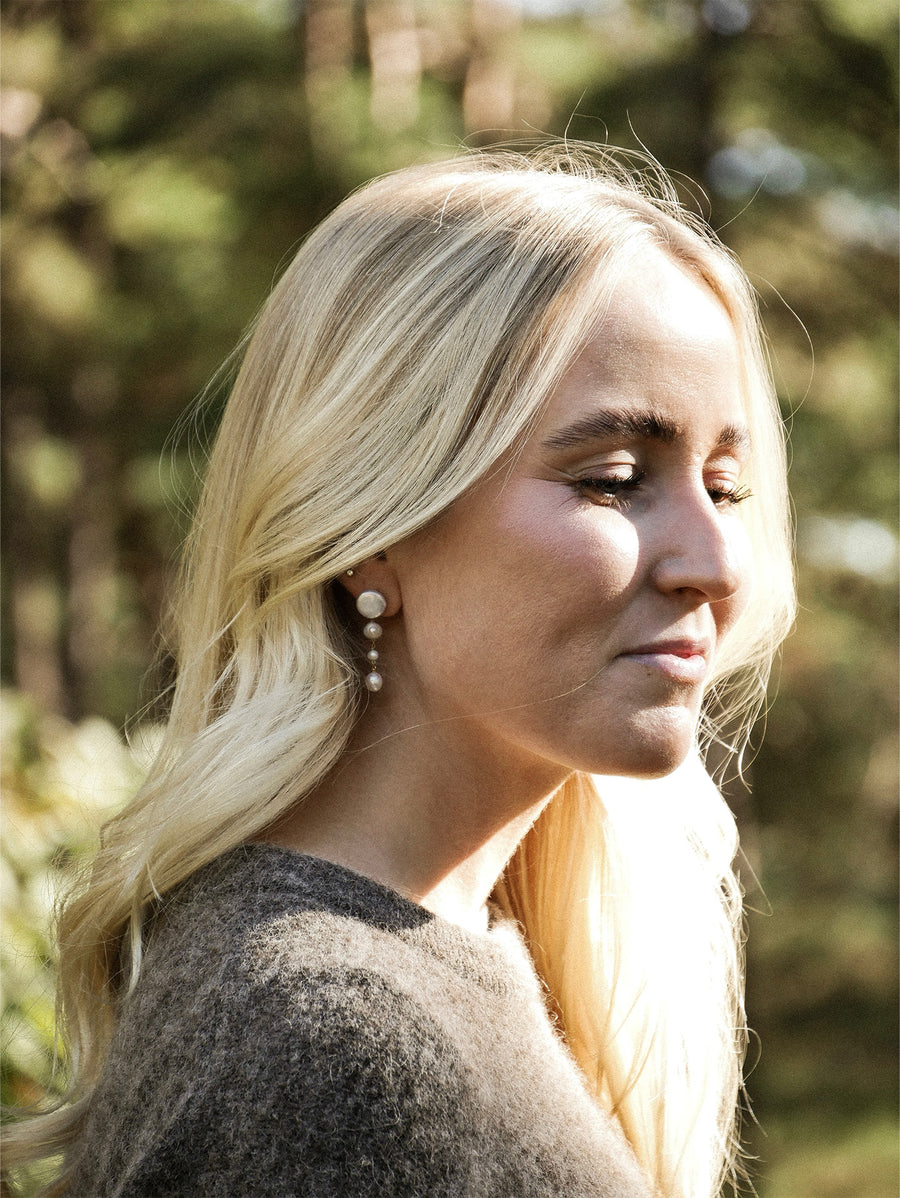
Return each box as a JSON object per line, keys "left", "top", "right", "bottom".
{"left": 577, "top": 709, "right": 697, "bottom": 779}
{"left": 597, "top": 746, "right": 690, "bottom": 780}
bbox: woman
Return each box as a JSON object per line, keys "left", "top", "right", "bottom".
{"left": 7, "top": 146, "right": 794, "bottom": 1197}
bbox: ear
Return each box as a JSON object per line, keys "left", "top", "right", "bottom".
{"left": 337, "top": 554, "right": 403, "bottom": 618}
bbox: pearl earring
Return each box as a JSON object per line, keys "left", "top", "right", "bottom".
{"left": 356, "top": 590, "right": 387, "bottom": 692}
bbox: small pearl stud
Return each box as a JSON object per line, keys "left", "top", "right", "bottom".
{"left": 356, "top": 590, "right": 387, "bottom": 619}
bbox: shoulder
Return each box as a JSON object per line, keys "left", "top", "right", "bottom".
{"left": 126, "top": 843, "right": 474, "bottom": 1083}
{"left": 141, "top": 842, "right": 533, "bottom": 1019}
{"left": 72, "top": 846, "right": 655, "bottom": 1197}
{"left": 72, "top": 848, "right": 488, "bottom": 1196}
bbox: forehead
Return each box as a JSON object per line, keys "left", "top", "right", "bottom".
{"left": 598, "top": 248, "right": 736, "bottom": 350}
{"left": 536, "top": 249, "right": 746, "bottom": 438}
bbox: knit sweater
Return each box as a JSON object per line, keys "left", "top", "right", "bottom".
{"left": 67, "top": 844, "right": 655, "bottom": 1197}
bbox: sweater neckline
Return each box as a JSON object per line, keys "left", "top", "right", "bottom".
{"left": 204, "top": 842, "right": 529, "bottom": 997}
{"left": 242, "top": 840, "right": 502, "bottom": 933}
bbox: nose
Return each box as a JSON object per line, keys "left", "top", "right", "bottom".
{"left": 650, "top": 490, "right": 747, "bottom": 603}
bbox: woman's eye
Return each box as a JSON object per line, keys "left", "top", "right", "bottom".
{"left": 707, "top": 481, "right": 752, "bottom": 507}
{"left": 575, "top": 471, "right": 645, "bottom": 507}
{"left": 573, "top": 471, "right": 751, "bottom": 510}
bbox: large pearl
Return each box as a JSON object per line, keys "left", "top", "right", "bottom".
{"left": 356, "top": 590, "right": 387, "bottom": 619}
{"left": 365, "top": 671, "right": 383, "bottom": 692}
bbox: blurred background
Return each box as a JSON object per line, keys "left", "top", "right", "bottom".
{"left": 1, "top": 1, "right": 897, "bottom": 1194}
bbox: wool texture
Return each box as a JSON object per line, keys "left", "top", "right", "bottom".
{"left": 66, "top": 844, "right": 655, "bottom": 1197}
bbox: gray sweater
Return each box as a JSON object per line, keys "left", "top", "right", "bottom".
{"left": 67, "top": 844, "right": 655, "bottom": 1197}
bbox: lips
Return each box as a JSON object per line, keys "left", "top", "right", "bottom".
{"left": 617, "top": 639, "right": 711, "bottom": 683}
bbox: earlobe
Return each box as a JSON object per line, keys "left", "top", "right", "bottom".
{"left": 337, "top": 557, "right": 402, "bottom": 618}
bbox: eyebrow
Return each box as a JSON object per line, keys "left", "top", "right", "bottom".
{"left": 541, "top": 407, "right": 751, "bottom": 455}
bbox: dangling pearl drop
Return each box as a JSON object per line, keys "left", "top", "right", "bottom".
{"left": 356, "top": 590, "right": 387, "bottom": 692}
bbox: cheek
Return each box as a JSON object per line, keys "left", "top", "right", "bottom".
{"left": 497, "top": 497, "right": 642, "bottom": 601}
{"left": 489, "top": 503, "right": 643, "bottom": 681}
{"left": 718, "top": 519, "right": 755, "bottom": 634}
{"left": 397, "top": 485, "right": 643, "bottom": 698}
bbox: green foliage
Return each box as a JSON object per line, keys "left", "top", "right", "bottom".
{"left": 1, "top": 1, "right": 896, "bottom": 1194}
{"left": 1, "top": 689, "right": 157, "bottom": 1109}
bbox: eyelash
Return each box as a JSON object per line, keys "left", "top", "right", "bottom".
{"left": 574, "top": 472, "right": 752, "bottom": 509}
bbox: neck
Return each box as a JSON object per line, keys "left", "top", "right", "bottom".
{"left": 261, "top": 710, "right": 568, "bottom": 934}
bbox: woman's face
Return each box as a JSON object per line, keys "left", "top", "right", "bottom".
{"left": 388, "top": 248, "right": 753, "bottom": 783}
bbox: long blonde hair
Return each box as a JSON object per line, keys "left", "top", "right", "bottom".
{"left": 6, "top": 146, "right": 794, "bottom": 1197}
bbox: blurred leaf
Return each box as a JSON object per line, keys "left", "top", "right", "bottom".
{"left": 105, "top": 155, "right": 239, "bottom": 246}
{"left": 9, "top": 231, "right": 102, "bottom": 333}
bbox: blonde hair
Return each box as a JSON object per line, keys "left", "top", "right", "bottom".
{"left": 5, "top": 146, "right": 794, "bottom": 1197}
